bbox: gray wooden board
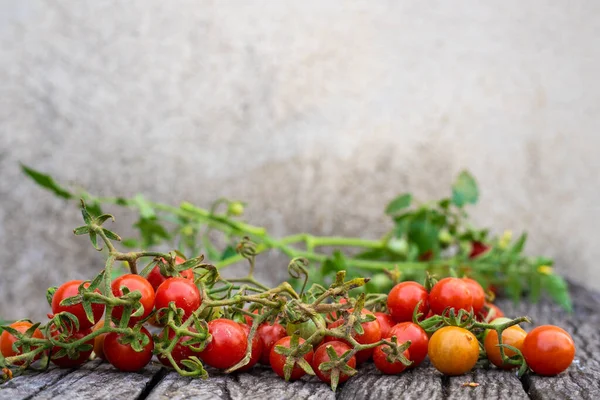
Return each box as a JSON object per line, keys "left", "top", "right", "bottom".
{"left": 0, "top": 365, "right": 73, "bottom": 400}
{"left": 446, "top": 368, "right": 529, "bottom": 400}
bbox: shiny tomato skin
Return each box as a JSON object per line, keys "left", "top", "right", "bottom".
{"left": 146, "top": 256, "right": 192, "bottom": 290}
{"left": 522, "top": 325, "right": 575, "bottom": 376}
{"left": 52, "top": 280, "right": 105, "bottom": 331}
{"left": 312, "top": 341, "right": 356, "bottom": 384}
{"left": 51, "top": 329, "right": 94, "bottom": 368}
{"left": 484, "top": 324, "right": 527, "bottom": 369}
{"left": 92, "top": 321, "right": 108, "bottom": 360}
{"left": 269, "top": 336, "right": 314, "bottom": 381}
{"left": 388, "top": 322, "right": 429, "bottom": 367}
{"left": 157, "top": 327, "right": 197, "bottom": 368}
{"left": 238, "top": 323, "right": 263, "bottom": 371}
{"left": 461, "top": 278, "right": 486, "bottom": 314}
{"left": 373, "top": 345, "right": 410, "bottom": 374}
{"left": 387, "top": 282, "right": 429, "bottom": 323}
{"left": 0, "top": 321, "right": 44, "bottom": 364}
{"left": 325, "top": 309, "right": 381, "bottom": 364}
{"left": 374, "top": 312, "right": 395, "bottom": 339}
{"left": 104, "top": 326, "right": 154, "bottom": 372}
{"left": 199, "top": 319, "right": 246, "bottom": 370}
{"left": 155, "top": 277, "right": 201, "bottom": 321}
{"left": 257, "top": 322, "right": 287, "bottom": 365}
{"left": 428, "top": 326, "right": 479, "bottom": 376}
{"left": 111, "top": 274, "right": 155, "bottom": 325}
{"left": 429, "top": 277, "right": 473, "bottom": 316}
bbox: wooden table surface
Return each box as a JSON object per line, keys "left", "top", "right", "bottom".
{"left": 1, "top": 282, "right": 599, "bottom": 400}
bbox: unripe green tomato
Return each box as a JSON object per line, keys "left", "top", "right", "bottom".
{"left": 387, "top": 237, "right": 409, "bottom": 255}
{"left": 227, "top": 202, "right": 245, "bottom": 216}
{"left": 286, "top": 314, "right": 326, "bottom": 340}
{"left": 366, "top": 273, "right": 393, "bottom": 293}
{"left": 438, "top": 229, "right": 453, "bottom": 245}
{"left": 482, "top": 317, "right": 513, "bottom": 341}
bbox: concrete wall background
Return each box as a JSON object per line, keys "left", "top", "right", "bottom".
{"left": 1, "top": 0, "right": 599, "bottom": 321}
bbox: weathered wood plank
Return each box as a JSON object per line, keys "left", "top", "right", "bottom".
{"left": 338, "top": 361, "right": 443, "bottom": 400}
{"left": 446, "top": 368, "right": 528, "bottom": 400}
{"left": 146, "top": 366, "right": 334, "bottom": 400}
{"left": 0, "top": 366, "right": 74, "bottom": 400}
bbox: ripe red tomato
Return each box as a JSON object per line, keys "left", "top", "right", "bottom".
{"left": 480, "top": 303, "right": 505, "bottom": 322}
{"left": 484, "top": 324, "right": 527, "bottom": 369}
{"left": 199, "top": 319, "right": 246, "bottom": 370}
{"left": 157, "top": 327, "right": 197, "bottom": 368}
{"left": 428, "top": 326, "right": 479, "bottom": 375}
{"left": 325, "top": 309, "right": 381, "bottom": 364}
{"left": 257, "top": 322, "right": 287, "bottom": 365}
{"left": 461, "top": 278, "right": 485, "bottom": 314}
{"left": 387, "top": 281, "right": 429, "bottom": 323}
{"left": 51, "top": 280, "right": 105, "bottom": 331}
{"left": 238, "top": 323, "right": 263, "bottom": 371}
{"left": 522, "top": 325, "right": 575, "bottom": 376}
{"left": 374, "top": 312, "right": 394, "bottom": 339}
{"left": 111, "top": 274, "right": 155, "bottom": 325}
{"left": 51, "top": 329, "right": 94, "bottom": 368}
{"left": 103, "top": 326, "right": 154, "bottom": 372}
{"left": 373, "top": 344, "right": 410, "bottom": 374}
{"left": 428, "top": 277, "right": 473, "bottom": 316}
{"left": 146, "top": 256, "right": 193, "bottom": 290}
{"left": 388, "top": 322, "right": 429, "bottom": 367}
{"left": 312, "top": 341, "right": 356, "bottom": 385}
{"left": 269, "top": 336, "right": 314, "bottom": 381}
{"left": 469, "top": 241, "right": 490, "bottom": 258}
{"left": 0, "top": 321, "right": 44, "bottom": 364}
{"left": 155, "top": 277, "right": 201, "bottom": 321}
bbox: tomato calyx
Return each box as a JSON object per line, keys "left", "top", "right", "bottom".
{"left": 272, "top": 334, "right": 315, "bottom": 381}
{"left": 315, "top": 343, "right": 357, "bottom": 391}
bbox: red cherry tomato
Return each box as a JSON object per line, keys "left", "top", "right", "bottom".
{"left": 373, "top": 344, "right": 410, "bottom": 374}
{"left": 522, "top": 325, "right": 575, "bottom": 376}
{"left": 103, "top": 327, "right": 154, "bottom": 372}
{"left": 157, "top": 327, "right": 197, "bottom": 368}
{"left": 469, "top": 241, "right": 490, "bottom": 258}
{"left": 374, "top": 312, "right": 395, "bottom": 339}
{"left": 51, "top": 328, "right": 94, "bottom": 368}
{"left": 199, "top": 319, "right": 246, "bottom": 370}
{"left": 387, "top": 281, "right": 429, "bottom": 323}
{"left": 238, "top": 323, "right": 263, "bottom": 371}
{"left": 429, "top": 277, "right": 473, "bottom": 315}
{"left": 51, "top": 280, "right": 105, "bottom": 331}
{"left": 155, "top": 277, "right": 201, "bottom": 321}
{"left": 0, "top": 321, "right": 44, "bottom": 364}
{"left": 312, "top": 341, "right": 356, "bottom": 385}
{"left": 111, "top": 274, "right": 155, "bottom": 326}
{"left": 388, "top": 322, "right": 429, "bottom": 367}
{"left": 146, "top": 256, "right": 192, "bottom": 290}
{"left": 269, "top": 336, "right": 314, "bottom": 381}
{"left": 257, "top": 322, "right": 287, "bottom": 365}
{"left": 325, "top": 309, "right": 381, "bottom": 364}
{"left": 461, "top": 278, "right": 485, "bottom": 314}
{"left": 480, "top": 303, "right": 505, "bottom": 322}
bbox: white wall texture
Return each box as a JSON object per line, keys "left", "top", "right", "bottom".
{"left": 1, "top": 0, "right": 599, "bottom": 321}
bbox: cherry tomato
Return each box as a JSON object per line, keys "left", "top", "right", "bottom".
{"left": 103, "top": 326, "right": 154, "bottom": 372}
{"left": 157, "top": 327, "right": 197, "bottom": 368}
{"left": 238, "top": 323, "right": 263, "bottom": 371}
{"left": 155, "top": 277, "right": 202, "bottom": 321}
{"left": 325, "top": 309, "right": 381, "bottom": 364}
{"left": 429, "top": 277, "right": 473, "bottom": 316}
{"left": 199, "top": 319, "right": 246, "bottom": 370}
{"left": 0, "top": 321, "right": 44, "bottom": 364}
{"left": 481, "top": 317, "right": 512, "bottom": 342}
{"left": 388, "top": 322, "right": 429, "bottom": 367}
{"left": 146, "top": 256, "right": 193, "bottom": 290}
{"left": 257, "top": 322, "right": 287, "bottom": 365}
{"left": 269, "top": 336, "right": 314, "bottom": 381}
{"left": 484, "top": 324, "right": 526, "bottom": 369}
{"left": 51, "top": 328, "right": 94, "bottom": 368}
{"left": 522, "top": 325, "right": 575, "bottom": 376}
{"left": 469, "top": 241, "right": 490, "bottom": 258}
{"left": 373, "top": 344, "right": 410, "bottom": 374}
{"left": 480, "top": 303, "right": 505, "bottom": 322}
{"left": 92, "top": 321, "right": 108, "bottom": 360}
{"left": 286, "top": 314, "right": 326, "bottom": 340}
{"left": 111, "top": 274, "right": 155, "bottom": 325}
{"left": 374, "top": 312, "right": 394, "bottom": 339}
{"left": 461, "top": 278, "right": 485, "bottom": 314}
{"left": 51, "top": 280, "right": 105, "bottom": 331}
{"left": 387, "top": 281, "right": 429, "bottom": 323}
{"left": 312, "top": 341, "right": 356, "bottom": 385}
{"left": 428, "top": 326, "right": 479, "bottom": 376}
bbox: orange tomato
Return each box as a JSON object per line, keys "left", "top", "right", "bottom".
{"left": 428, "top": 326, "right": 479, "bottom": 376}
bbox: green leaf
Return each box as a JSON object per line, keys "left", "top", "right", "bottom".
{"left": 134, "top": 217, "right": 170, "bottom": 248}
{"left": 220, "top": 246, "right": 237, "bottom": 261}
{"left": 451, "top": 171, "right": 479, "bottom": 207}
{"left": 407, "top": 212, "right": 439, "bottom": 254}
{"left": 385, "top": 194, "right": 412, "bottom": 216}
{"left": 510, "top": 233, "right": 527, "bottom": 254}
{"left": 541, "top": 274, "right": 573, "bottom": 312}
{"left": 121, "top": 238, "right": 139, "bottom": 248}
{"left": 134, "top": 194, "right": 155, "bottom": 219}
{"left": 21, "top": 164, "right": 73, "bottom": 199}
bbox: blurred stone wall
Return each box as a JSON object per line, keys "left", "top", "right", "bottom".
{"left": 1, "top": 0, "right": 599, "bottom": 321}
